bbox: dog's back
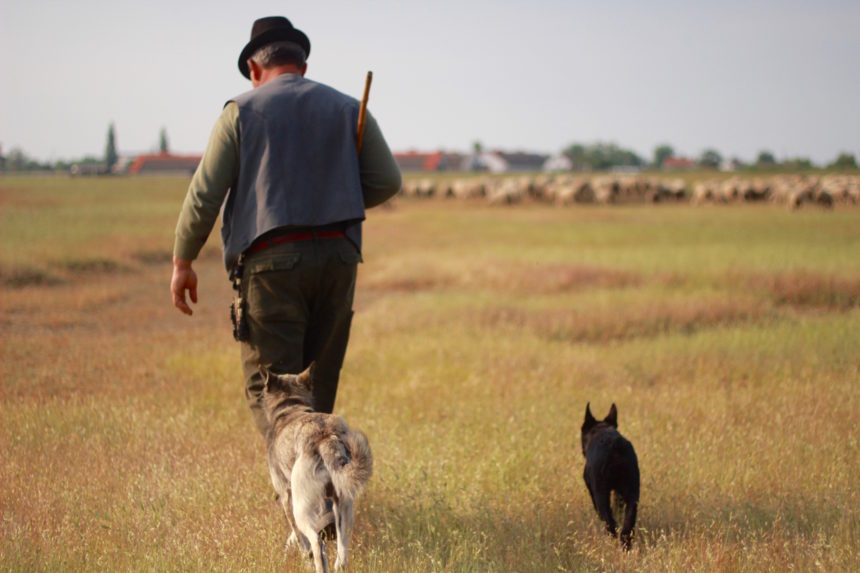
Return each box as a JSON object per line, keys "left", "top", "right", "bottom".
{"left": 581, "top": 403, "right": 640, "bottom": 550}
{"left": 268, "top": 412, "right": 373, "bottom": 501}
{"left": 584, "top": 428, "right": 640, "bottom": 505}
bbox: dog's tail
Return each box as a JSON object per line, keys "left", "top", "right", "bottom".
{"left": 318, "top": 429, "right": 373, "bottom": 502}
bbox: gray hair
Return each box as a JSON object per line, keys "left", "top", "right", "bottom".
{"left": 250, "top": 41, "right": 306, "bottom": 68}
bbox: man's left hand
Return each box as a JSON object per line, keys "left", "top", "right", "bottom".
{"left": 171, "top": 256, "right": 198, "bottom": 316}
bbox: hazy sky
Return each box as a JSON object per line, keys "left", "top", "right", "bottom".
{"left": 1, "top": 0, "right": 858, "bottom": 164}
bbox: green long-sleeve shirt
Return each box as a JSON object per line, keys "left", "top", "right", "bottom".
{"left": 174, "top": 96, "right": 402, "bottom": 262}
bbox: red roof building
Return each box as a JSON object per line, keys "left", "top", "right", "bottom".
{"left": 127, "top": 153, "right": 202, "bottom": 175}
{"left": 393, "top": 151, "right": 444, "bottom": 172}
{"left": 661, "top": 156, "right": 697, "bottom": 170}
{"left": 393, "top": 151, "right": 465, "bottom": 172}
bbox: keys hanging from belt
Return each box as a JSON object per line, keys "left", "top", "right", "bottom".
{"left": 229, "top": 254, "right": 249, "bottom": 342}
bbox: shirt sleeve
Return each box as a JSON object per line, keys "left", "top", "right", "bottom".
{"left": 358, "top": 111, "right": 402, "bottom": 208}
{"left": 173, "top": 102, "right": 240, "bottom": 261}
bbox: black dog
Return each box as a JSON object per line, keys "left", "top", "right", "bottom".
{"left": 581, "top": 403, "right": 640, "bottom": 550}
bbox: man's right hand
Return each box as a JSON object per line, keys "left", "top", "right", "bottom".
{"left": 171, "top": 256, "right": 198, "bottom": 316}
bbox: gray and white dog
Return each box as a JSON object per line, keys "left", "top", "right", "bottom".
{"left": 261, "top": 363, "right": 373, "bottom": 573}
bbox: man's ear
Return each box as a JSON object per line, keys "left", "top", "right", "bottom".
{"left": 300, "top": 62, "right": 307, "bottom": 77}
{"left": 248, "top": 59, "right": 263, "bottom": 84}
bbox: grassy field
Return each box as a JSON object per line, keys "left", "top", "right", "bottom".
{"left": 1, "top": 175, "right": 858, "bottom": 572}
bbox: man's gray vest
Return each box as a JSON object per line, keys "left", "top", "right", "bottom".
{"left": 222, "top": 73, "right": 365, "bottom": 271}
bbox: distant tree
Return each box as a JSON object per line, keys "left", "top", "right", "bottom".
{"left": 593, "top": 142, "right": 643, "bottom": 170}
{"left": 828, "top": 152, "right": 858, "bottom": 170}
{"left": 7, "top": 147, "right": 29, "bottom": 172}
{"left": 1, "top": 148, "right": 53, "bottom": 172}
{"left": 782, "top": 157, "right": 815, "bottom": 170}
{"left": 563, "top": 142, "right": 642, "bottom": 171}
{"left": 756, "top": 150, "right": 776, "bottom": 167}
{"left": 159, "top": 127, "right": 169, "bottom": 154}
{"left": 653, "top": 144, "right": 674, "bottom": 168}
{"left": 105, "top": 123, "right": 118, "bottom": 172}
{"left": 562, "top": 143, "right": 588, "bottom": 170}
{"left": 698, "top": 148, "right": 723, "bottom": 169}
{"left": 472, "top": 140, "right": 483, "bottom": 154}
{"left": 611, "top": 144, "right": 643, "bottom": 169}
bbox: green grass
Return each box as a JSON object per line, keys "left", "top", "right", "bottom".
{"left": 0, "top": 176, "right": 213, "bottom": 274}
{"left": 1, "top": 176, "right": 858, "bottom": 571}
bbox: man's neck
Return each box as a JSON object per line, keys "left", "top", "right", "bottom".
{"left": 253, "top": 64, "right": 305, "bottom": 88}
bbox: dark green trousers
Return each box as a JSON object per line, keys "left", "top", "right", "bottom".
{"left": 240, "top": 236, "right": 360, "bottom": 436}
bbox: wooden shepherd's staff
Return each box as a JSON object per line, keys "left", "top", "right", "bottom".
{"left": 356, "top": 71, "right": 373, "bottom": 153}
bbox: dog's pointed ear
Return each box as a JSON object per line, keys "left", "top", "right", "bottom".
{"left": 296, "top": 361, "right": 316, "bottom": 391}
{"left": 605, "top": 403, "right": 618, "bottom": 427}
{"left": 583, "top": 402, "right": 597, "bottom": 427}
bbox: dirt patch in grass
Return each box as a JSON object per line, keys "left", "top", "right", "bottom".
{"left": 130, "top": 249, "right": 173, "bottom": 266}
{"left": 0, "top": 185, "right": 62, "bottom": 208}
{"left": 740, "top": 271, "right": 860, "bottom": 311}
{"left": 653, "top": 272, "right": 694, "bottom": 288}
{"left": 492, "top": 262, "right": 642, "bottom": 294}
{"left": 0, "top": 265, "right": 64, "bottom": 288}
{"left": 471, "top": 296, "right": 767, "bottom": 344}
{"left": 364, "top": 274, "right": 456, "bottom": 293}
{"left": 59, "top": 258, "right": 129, "bottom": 275}
{"left": 362, "top": 262, "right": 640, "bottom": 296}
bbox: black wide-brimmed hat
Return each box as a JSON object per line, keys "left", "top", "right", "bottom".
{"left": 238, "top": 16, "right": 310, "bottom": 79}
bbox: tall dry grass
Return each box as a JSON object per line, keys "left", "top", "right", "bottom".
{"left": 1, "top": 177, "right": 858, "bottom": 571}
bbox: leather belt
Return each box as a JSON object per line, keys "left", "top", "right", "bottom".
{"left": 246, "top": 229, "right": 346, "bottom": 256}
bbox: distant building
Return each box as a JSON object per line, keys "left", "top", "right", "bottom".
{"left": 116, "top": 154, "right": 137, "bottom": 174}
{"left": 543, "top": 154, "right": 573, "bottom": 171}
{"left": 127, "top": 153, "right": 201, "bottom": 175}
{"left": 394, "top": 151, "right": 443, "bottom": 172}
{"left": 720, "top": 158, "right": 744, "bottom": 172}
{"left": 494, "top": 151, "right": 549, "bottom": 172}
{"left": 461, "top": 152, "right": 508, "bottom": 172}
{"left": 661, "top": 156, "right": 697, "bottom": 170}
{"left": 394, "top": 148, "right": 550, "bottom": 173}
{"left": 393, "top": 151, "right": 465, "bottom": 172}
{"left": 462, "top": 150, "right": 550, "bottom": 173}
{"left": 69, "top": 162, "right": 108, "bottom": 176}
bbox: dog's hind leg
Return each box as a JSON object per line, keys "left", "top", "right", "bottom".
{"left": 593, "top": 486, "right": 617, "bottom": 538}
{"left": 296, "top": 520, "right": 327, "bottom": 573}
{"left": 333, "top": 497, "right": 354, "bottom": 571}
{"left": 620, "top": 500, "right": 637, "bottom": 551}
{"left": 292, "top": 455, "right": 331, "bottom": 573}
{"left": 293, "top": 495, "right": 329, "bottom": 573}
{"left": 271, "top": 464, "right": 306, "bottom": 554}
{"left": 281, "top": 490, "right": 310, "bottom": 554}
{"left": 583, "top": 469, "right": 598, "bottom": 512}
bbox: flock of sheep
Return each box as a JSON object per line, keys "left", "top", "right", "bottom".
{"left": 399, "top": 173, "right": 860, "bottom": 209}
